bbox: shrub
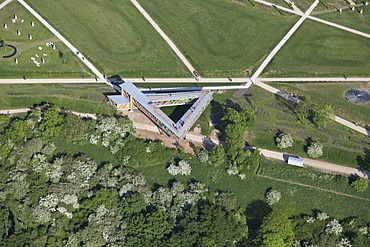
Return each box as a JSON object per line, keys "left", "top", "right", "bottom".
{"left": 307, "top": 141, "right": 323, "bottom": 158}
{"left": 351, "top": 178, "right": 369, "bottom": 192}
{"left": 197, "top": 150, "right": 209, "bottom": 164}
{"left": 265, "top": 188, "right": 281, "bottom": 206}
{"left": 167, "top": 160, "right": 191, "bottom": 176}
{"left": 325, "top": 219, "right": 343, "bottom": 235}
{"left": 275, "top": 132, "right": 293, "bottom": 149}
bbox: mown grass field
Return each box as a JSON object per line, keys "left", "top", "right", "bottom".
{"left": 0, "top": 2, "right": 90, "bottom": 78}
{"left": 316, "top": 5, "right": 370, "bottom": 34}
{"left": 263, "top": 19, "right": 370, "bottom": 77}
{"left": 138, "top": 0, "right": 298, "bottom": 77}
{"left": 271, "top": 82, "right": 370, "bottom": 125}
{"left": 0, "top": 84, "right": 117, "bottom": 115}
{"left": 136, "top": 156, "right": 370, "bottom": 222}
{"left": 27, "top": 0, "right": 189, "bottom": 78}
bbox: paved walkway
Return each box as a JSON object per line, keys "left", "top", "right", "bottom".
{"left": 18, "top": 0, "right": 106, "bottom": 81}
{"left": 260, "top": 77, "right": 370, "bottom": 82}
{"left": 0, "top": 0, "right": 12, "bottom": 10}
{"left": 307, "top": 15, "right": 370, "bottom": 39}
{"left": 1, "top": 77, "right": 369, "bottom": 84}
{"left": 253, "top": 0, "right": 298, "bottom": 15}
{"left": 254, "top": 0, "right": 370, "bottom": 40}
{"left": 334, "top": 116, "right": 370, "bottom": 136}
{"left": 251, "top": 0, "right": 320, "bottom": 82}
{"left": 130, "top": 0, "right": 197, "bottom": 76}
{"left": 0, "top": 78, "right": 99, "bottom": 84}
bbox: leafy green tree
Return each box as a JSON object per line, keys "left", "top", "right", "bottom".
{"left": 312, "top": 103, "right": 334, "bottom": 129}
{"left": 39, "top": 108, "right": 64, "bottom": 138}
{"left": 255, "top": 210, "right": 295, "bottom": 247}
{"left": 63, "top": 114, "right": 90, "bottom": 142}
{"left": 351, "top": 178, "right": 369, "bottom": 192}
{"left": 210, "top": 145, "right": 225, "bottom": 167}
{"left": 240, "top": 108, "right": 256, "bottom": 128}
{"left": 125, "top": 209, "right": 171, "bottom": 246}
{"left": 171, "top": 203, "right": 246, "bottom": 246}
{"left": 223, "top": 108, "right": 255, "bottom": 162}
{"left": 241, "top": 149, "right": 261, "bottom": 174}
{"left": 295, "top": 101, "right": 308, "bottom": 123}
{"left": 225, "top": 123, "right": 247, "bottom": 161}
{"left": 6, "top": 119, "right": 33, "bottom": 144}
{"left": 0, "top": 114, "right": 10, "bottom": 133}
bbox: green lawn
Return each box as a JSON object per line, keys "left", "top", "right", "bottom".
{"left": 51, "top": 128, "right": 370, "bottom": 222}
{"left": 263, "top": 19, "right": 370, "bottom": 77}
{"left": 0, "top": 2, "right": 91, "bottom": 78}
{"left": 271, "top": 82, "right": 370, "bottom": 125}
{"left": 316, "top": 6, "right": 370, "bottom": 34}
{"left": 137, "top": 0, "right": 298, "bottom": 77}
{"left": 136, "top": 157, "right": 370, "bottom": 222}
{"left": 27, "top": 0, "right": 189, "bottom": 78}
{"left": 0, "top": 83, "right": 117, "bottom": 115}
{"left": 193, "top": 86, "right": 369, "bottom": 168}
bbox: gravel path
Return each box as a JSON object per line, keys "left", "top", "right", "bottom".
{"left": 259, "top": 149, "right": 370, "bottom": 179}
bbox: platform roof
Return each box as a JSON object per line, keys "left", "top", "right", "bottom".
{"left": 120, "top": 81, "right": 213, "bottom": 138}
{"left": 107, "top": 95, "right": 129, "bottom": 105}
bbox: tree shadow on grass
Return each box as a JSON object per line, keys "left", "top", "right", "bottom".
{"left": 245, "top": 199, "right": 272, "bottom": 237}
{"left": 357, "top": 148, "right": 370, "bottom": 178}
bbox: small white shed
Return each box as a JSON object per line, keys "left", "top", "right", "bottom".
{"left": 287, "top": 156, "right": 304, "bottom": 167}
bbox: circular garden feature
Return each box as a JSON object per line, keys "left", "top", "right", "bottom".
{"left": 345, "top": 88, "right": 370, "bottom": 105}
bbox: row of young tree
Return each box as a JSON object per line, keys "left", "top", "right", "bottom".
{"left": 0, "top": 103, "right": 369, "bottom": 246}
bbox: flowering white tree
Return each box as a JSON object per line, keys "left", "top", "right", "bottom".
{"left": 167, "top": 160, "right": 192, "bottom": 176}
{"left": 265, "top": 188, "right": 281, "bottom": 205}
{"left": 197, "top": 150, "right": 209, "bottom": 163}
{"left": 336, "top": 237, "right": 351, "bottom": 247}
{"left": 275, "top": 132, "right": 293, "bottom": 149}
{"left": 316, "top": 212, "right": 329, "bottom": 221}
{"left": 358, "top": 226, "right": 368, "bottom": 235}
{"left": 307, "top": 141, "right": 323, "bottom": 158}
{"left": 325, "top": 219, "right": 343, "bottom": 235}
